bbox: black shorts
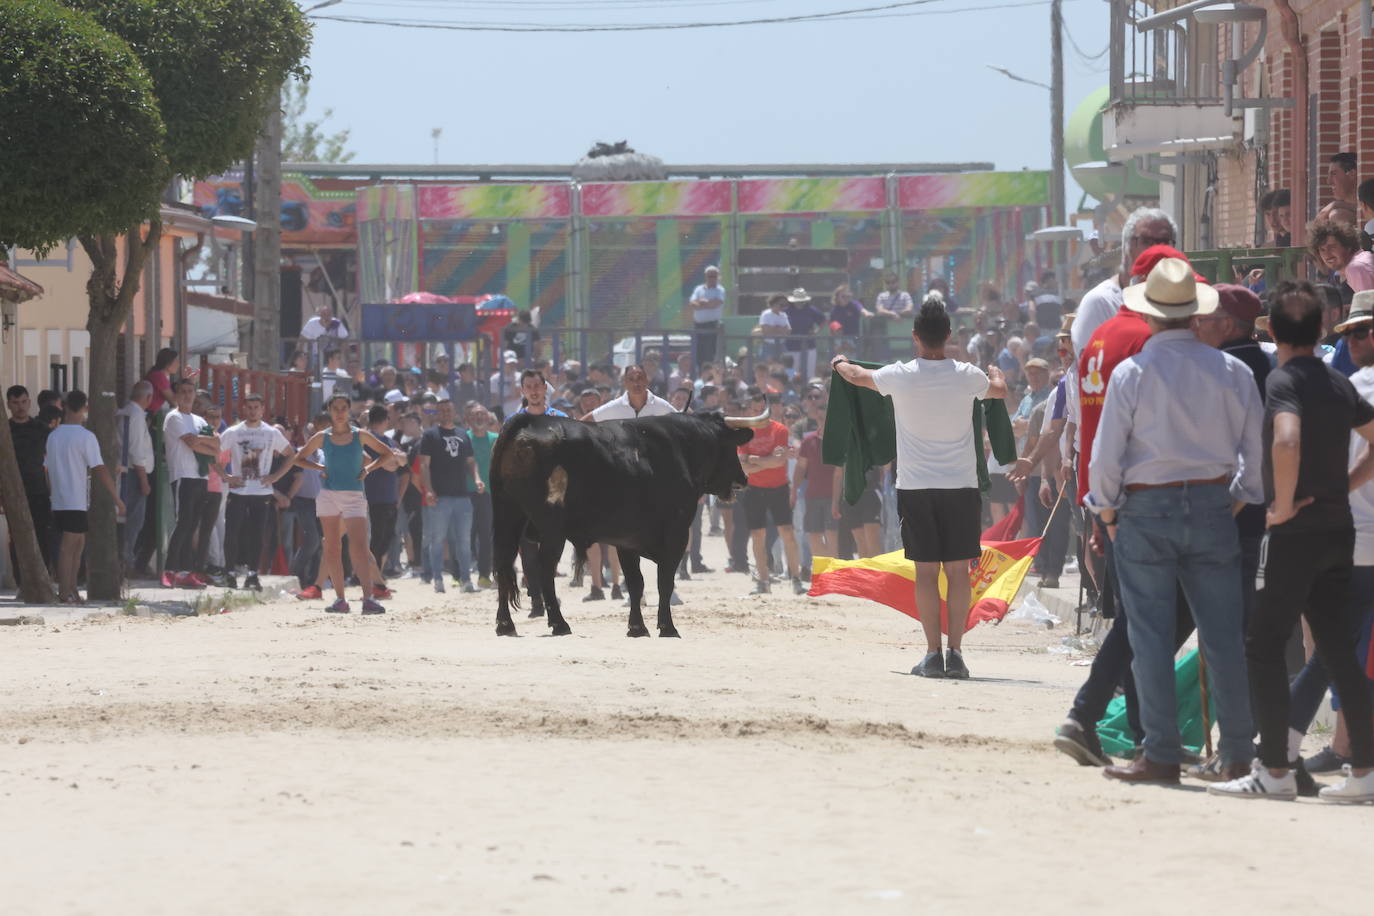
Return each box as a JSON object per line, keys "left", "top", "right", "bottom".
{"left": 744, "top": 484, "right": 792, "bottom": 531}
{"left": 53, "top": 510, "right": 89, "bottom": 534}
{"left": 839, "top": 488, "right": 882, "bottom": 528}
{"left": 898, "top": 488, "right": 982, "bottom": 563}
{"left": 804, "top": 498, "right": 837, "bottom": 534}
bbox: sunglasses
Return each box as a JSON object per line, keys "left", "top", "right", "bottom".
{"left": 1345, "top": 325, "right": 1373, "bottom": 341}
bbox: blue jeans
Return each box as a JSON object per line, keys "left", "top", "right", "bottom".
{"left": 119, "top": 472, "right": 149, "bottom": 571}
{"left": 1114, "top": 484, "right": 1254, "bottom": 765}
{"left": 424, "top": 496, "right": 473, "bottom": 583}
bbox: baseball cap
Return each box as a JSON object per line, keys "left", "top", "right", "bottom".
{"left": 1213, "top": 284, "right": 1263, "bottom": 325}
{"left": 384, "top": 389, "right": 408, "bottom": 404}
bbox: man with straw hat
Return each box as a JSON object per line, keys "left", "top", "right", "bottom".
{"left": 1087, "top": 257, "right": 1264, "bottom": 785}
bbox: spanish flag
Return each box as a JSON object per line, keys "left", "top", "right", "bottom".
{"left": 808, "top": 537, "right": 1042, "bottom": 634}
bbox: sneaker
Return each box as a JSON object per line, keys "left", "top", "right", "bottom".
{"left": 1317, "top": 764, "right": 1374, "bottom": 804}
{"left": 1186, "top": 754, "right": 1228, "bottom": 782}
{"left": 175, "top": 572, "right": 206, "bottom": 590}
{"left": 611, "top": 584, "right": 623, "bottom": 600}
{"left": 750, "top": 581, "right": 771, "bottom": 595}
{"left": 691, "top": 562, "right": 713, "bottom": 574}
{"left": 1304, "top": 745, "right": 1352, "bottom": 774}
{"left": 1039, "top": 576, "right": 1060, "bottom": 589}
{"left": 912, "top": 652, "right": 945, "bottom": 678}
{"left": 708, "top": 526, "right": 723, "bottom": 536}
{"left": 478, "top": 576, "right": 493, "bottom": 589}
{"left": 206, "top": 571, "right": 230, "bottom": 588}
{"left": 1054, "top": 718, "right": 1110, "bottom": 767}
{"left": 296, "top": 585, "right": 322, "bottom": 601}
{"left": 189, "top": 573, "right": 212, "bottom": 588}
{"left": 433, "top": 580, "right": 446, "bottom": 594}
{"left": 360, "top": 598, "right": 386, "bottom": 616}
{"left": 244, "top": 573, "right": 261, "bottom": 592}
{"left": 1206, "top": 760, "right": 1298, "bottom": 801}
{"left": 326, "top": 598, "right": 350, "bottom": 614}
{"left": 1294, "top": 759, "right": 1320, "bottom": 798}
{"left": 161, "top": 571, "right": 177, "bottom": 588}
{"left": 944, "top": 648, "right": 970, "bottom": 680}
{"left": 791, "top": 577, "right": 807, "bottom": 595}
{"left": 372, "top": 585, "right": 394, "bottom": 600}
{"left": 583, "top": 586, "right": 606, "bottom": 602}
{"left": 223, "top": 572, "right": 238, "bottom": 589}
{"left": 461, "top": 581, "right": 479, "bottom": 594}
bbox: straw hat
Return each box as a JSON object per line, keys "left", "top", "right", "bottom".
{"left": 786, "top": 288, "right": 812, "bottom": 303}
{"left": 1123, "top": 258, "right": 1219, "bottom": 319}
{"left": 1335, "top": 290, "right": 1374, "bottom": 333}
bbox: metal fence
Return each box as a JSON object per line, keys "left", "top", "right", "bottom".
{"left": 1111, "top": 0, "right": 1223, "bottom": 106}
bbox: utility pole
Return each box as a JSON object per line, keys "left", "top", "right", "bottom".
{"left": 1049, "top": 0, "right": 1067, "bottom": 280}
{"left": 252, "top": 103, "right": 283, "bottom": 372}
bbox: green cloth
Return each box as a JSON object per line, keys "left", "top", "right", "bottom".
{"left": 469, "top": 429, "right": 499, "bottom": 486}
{"left": 822, "top": 359, "right": 1016, "bottom": 504}
{"left": 1097, "top": 649, "right": 1213, "bottom": 757}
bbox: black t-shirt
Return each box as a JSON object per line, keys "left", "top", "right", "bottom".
{"left": 270, "top": 453, "right": 299, "bottom": 498}
{"left": 502, "top": 324, "right": 540, "bottom": 360}
{"left": 420, "top": 426, "right": 473, "bottom": 497}
{"left": 1263, "top": 355, "right": 1374, "bottom": 532}
{"left": 10, "top": 418, "right": 50, "bottom": 496}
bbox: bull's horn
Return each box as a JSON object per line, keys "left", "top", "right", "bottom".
{"left": 724, "top": 407, "right": 771, "bottom": 429}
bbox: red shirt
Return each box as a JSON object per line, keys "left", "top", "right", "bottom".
{"left": 797, "top": 431, "right": 834, "bottom": 501}
{"left": 1077, "top": 305, "right": 1150, "bottom": 501}
{"left": 145, "top": 368, "right": 171, "bottom": 414}
{"left": 739, "top": 420, "right": 791, "bottom": 489}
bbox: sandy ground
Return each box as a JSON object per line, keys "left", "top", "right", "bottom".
{"left": 2, "top": 533, "right": 1370, "bottom": 916}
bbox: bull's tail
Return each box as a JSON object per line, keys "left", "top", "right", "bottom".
{"left": 497, "top": 562, "right": 521, "bottom": 613}
{"left": 571, "top": 543, "right": 589, "bottom": 583}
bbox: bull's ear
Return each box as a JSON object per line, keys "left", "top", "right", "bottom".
{"left": 729, "top": 428, "right": 754, "bottom": 445}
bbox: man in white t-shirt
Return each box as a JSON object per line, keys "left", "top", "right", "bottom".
{"left": 587, "top": 365, "right": 677, "bottom": 421}
{"left": 163, "top": 379, "right": 222, "bottom": 588}
{"left": 44, "top": 389, "right": 123, "bottom": 603}
{"left": 220, "top": 393, "right": 294, "bottom": 590}
{"left": 301, "top": 305, "right": 349, "bottom": 343}
{"left": 831, "top": 300, "right": 1008, "bottom": 680}
{"left": 1070, "top": 208, "right": 1177, "bottom": 355}
{"left": 688, "top": 265, "right": 727, "bottom": 366}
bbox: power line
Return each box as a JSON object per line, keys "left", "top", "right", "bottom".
{"left": 1062, "top": 17, "right": 1107, "bottom": 61}
{"left": 314, "top": 0, "right": 1069, "bottom": 31}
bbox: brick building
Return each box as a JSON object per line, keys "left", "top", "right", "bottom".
{"left": 1101, "top": 0, "right": 1374, "bottom": 252}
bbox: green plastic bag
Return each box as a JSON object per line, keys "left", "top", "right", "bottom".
{"left": 1096, "top": 649, "right": 1216, "bottom": 758}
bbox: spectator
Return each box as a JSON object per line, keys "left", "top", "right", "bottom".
{"left": 502, "top": 310, "right": 540, "bottom": 362}
{"left": 453, "top": 362, "right": 488, "bottom": 408}
{"left": 753, "top": 293, "right": 791, "bottom": 360}
{"left": 928, "top": 276, "right": 960, "bottom": 314}
{"left": 198, "top": 397, "right": 229, "bottom": 581}
{"left": 669, "top": 386, "right": 693, "bottom": 412}
{"left": 491, "top": 351, "right": 523, "bottom": 419}
{"left": 300, "top": 305, "right": 349, "bottom": 343}
{"left": 466, "top": 403, "right": 499, "bottom": 589}
{"left": 793, "top": 401, "right": 836, "bottom": 563}
{"left": 1033, "top": 270, "right": 1063, "bottom": 328}
{"left": 283, "top": 414, "right": 325, "bottom": 594}
{"left": 285, "top": 350, "right": 309, "bottom": 374}
{"left": 320, "top": 348, "right": 352, "bottom": 402}
{"left": 419, "top": 399, "right": 483, "bottom": 594}
{"left": 784, "top": 288, "right": 824, "bottom": 382}
{"left": 43, "top": 390, "right": 122, "bottom": 604}
{"left": 426, "top": 369, "right": 451, "bottom": 402}
{"left": 1309, "top": 218, "right": 1374, "bottom": 298}
{"left": 219, "top": 392, "right": 294, "bottom": 591}
{"left": 144, "top": 347, "right": 189, "bottom": 415}
{"left": 1359, "top": 178, "right": 1374, "bottom": 234}
{"left": 1316, "top": 152, "right": 1358, "bottom": 225}
{"left": 114, "top": 381, "right": 155, "bottom": 577}
{"left": 1261, "top": 188, "right": 1293, "bottom": 248}
{"left": 1071, "top": 207, "right": 1179, "bottom": 355}
{"left": 875, "top": 271, "right": 913, "bottom": 319}
{"left": 736, "top": 388, "right": 804, "bottom": 596}
{"left": 667, "top": 353, "right": 694, "bottom": 393}
{"left": 688, "top": 265, "right": 727, "bottom": 366}
{"left": 162, "top": 379, "right": 221, "bottom": 589}
{"left": 362, "top": 404, "right": 403, "bottom": 600}
{"left": 6, "top": 384, "right": 54, "bottom": 581}
{"left": 829, "top": 284, "right": 868, "bottom": 350}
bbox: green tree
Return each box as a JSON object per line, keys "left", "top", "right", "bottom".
{"left": 58, "top": 0, "right": 310, "bottom": 600}
{"left": 282, "top": 77, "right": 355, "bottom": 163}
{"left": 0, "top": 0, "right": 169, "bottom": 602}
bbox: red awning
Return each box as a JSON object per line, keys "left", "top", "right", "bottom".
{"left": 0, "top": 262, "right": 43, "bottom": 303}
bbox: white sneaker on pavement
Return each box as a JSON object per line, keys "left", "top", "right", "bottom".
{"left": 1206, "top": 760, "right": 1297, "bottom": 801}
{"left": 1318, "top": 764, "right": 1374, "bottom": 804}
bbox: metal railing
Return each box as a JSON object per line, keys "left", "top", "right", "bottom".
{"left": 1111, "top": 0, "right": 1223, "bottom": 107}
{"left": 198, "top": 357, "right": 312, "bottom": 427}
{"left": 1183, "top": 246, "right": 1309, "bottom": 286}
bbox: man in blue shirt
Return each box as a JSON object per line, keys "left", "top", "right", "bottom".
{"left": 688, "top": 266, "right": 727, "bottom": 367}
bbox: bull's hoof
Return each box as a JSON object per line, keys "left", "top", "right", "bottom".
{"left": 658, "top": 627, "right": 681, "bottom": 639}
{"left": 550, "top": 621, "right": 572, "bottom": 636}
{"left": 496, "top": 620, "right": 517, "bottom": 637}
{"left": 627, "top": 624, "right": 650, "bottom": 638}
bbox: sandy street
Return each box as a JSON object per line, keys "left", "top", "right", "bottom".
{"left": 1, "top": 534, "right": 1369, "bottom": 916}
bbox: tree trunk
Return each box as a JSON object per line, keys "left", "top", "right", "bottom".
{"left": 81, "top": 224, "right": 159, "bottom": 601}
{"left": 0, "top": 398, "right": 55, "bottom": 603}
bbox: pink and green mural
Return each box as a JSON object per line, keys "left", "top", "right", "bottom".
{"left": 418, "top": 183, "right": 570, "bottom": 220}
{"left": 738, "top": 177, "right": 886, "bottom": 213}
{"left": 582, "top": 180, "right": 731, "bottom": 217}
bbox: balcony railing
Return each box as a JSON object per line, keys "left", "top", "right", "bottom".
{"left": 1110, "top": 0, "right": 1223, "bottom": 106}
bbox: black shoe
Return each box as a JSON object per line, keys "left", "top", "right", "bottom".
{"left": 691, "top": 562, "right": 712, "bottom": 574}
{"left": 1293, "top": 758, "right": 1320, "bottom": 798}
{"left": 1053, "top": 717, "right": 1110, "bottom": 766}
{"left": 583, "top": 586, "right": 605, "bottom": 602}
{"left": 912, "top": 651, "right": 945, "bottom": 678}
{"left": 244, "top": 573, "right": 261, "bottom": 592}
{"left": 1303, "top": 745, "right": 1352, "bottom": 774}
{"left": 944, "top": 648, "right": 970, "bottom": 680}
{"left": 611, "top": 584, "right": 623, "bottom": 600}
{"left": 224, "top": 572, "right": 238, "bottom": 589}
{"left": 1039, "top": 576, "right": 1060, "bottom": 589}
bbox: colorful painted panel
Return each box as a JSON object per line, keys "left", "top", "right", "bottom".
{"left": 420, "top": 220, "right": 569, "bottom": 324}
{"left": 194, "top": 172, "right": 357, "bottom": 245}
{"left": 898, "top": 172, "right": 1049, "bottom": 210}
{"left": 738, "top": 177, "right": 886, "bottom": 214}
{"left": 581, "top": 180, "right": 731, "bottom": 217}
{"left": 417, "top": 184, "right": 571, "bottom": 221}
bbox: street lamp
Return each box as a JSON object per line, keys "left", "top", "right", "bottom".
{"left": 303, "top": 0, "right": 343, "bottom": 13}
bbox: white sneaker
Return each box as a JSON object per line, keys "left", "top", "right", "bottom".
{"left": 1318, "top": 764, "right": 1374, "bottom": 804}
{"left": 1206, "top": 760, "right": 1297, "bottom": 801}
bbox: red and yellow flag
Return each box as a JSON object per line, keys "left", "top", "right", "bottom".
{"left": 808, "top": 537, "right": 1042, "bottom": 634}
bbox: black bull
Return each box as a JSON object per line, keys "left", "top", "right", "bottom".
{"left": 491, "top": 411, "right": 756, "bottom": 637}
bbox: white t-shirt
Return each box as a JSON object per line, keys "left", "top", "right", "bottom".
{"left": 1070, "top": 275, "right": 1123, "bottom": 355}
{"left": 691, "top": 283, "right": 726, "bottom": 323}
{"left": 590, "top": 391, "right": 677, "bottom": 421}
{"left": 220, "top": 422, "right": 291, "bottom": 497}
{"left": 872, "top": 358, "right": 990, "bottom": 490}
{"left": 44, "top": 424, "right": 104, "bottom": 512}
{"left": 758, "top": 309, "right": 791, "bottom": 332}
{"left": 164, "top": 409, "right": 208, "bottom": 482}
{"left": 301, "top": 315, "right": 349, "bottom": 341}
{"left": 1349, "top": 369, "right": 1374, "bottom": 565}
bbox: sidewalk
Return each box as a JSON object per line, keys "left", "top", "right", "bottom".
{"left": 0, "top": 575, "right": 297, "bottom": 625}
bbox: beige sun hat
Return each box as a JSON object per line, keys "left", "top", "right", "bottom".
{"left": 1334, "top": 290, "right": 1374, "bottom": 333}
{"left": 1122, "top": 258, "right": 1219, "bottom": 319}
{"left": 786, "top": 288, "right": 812, "bottom": 303}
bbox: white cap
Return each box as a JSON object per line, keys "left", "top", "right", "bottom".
{"left": 503, "top": 350, "right": 519, "bottom": 364}
{"left": 384, "top": 389, "right": 408, "bottom": 404}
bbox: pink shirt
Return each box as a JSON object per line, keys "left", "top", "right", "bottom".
{"left": 1344, "top": 250, "right": 1374, "bottom": 293}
